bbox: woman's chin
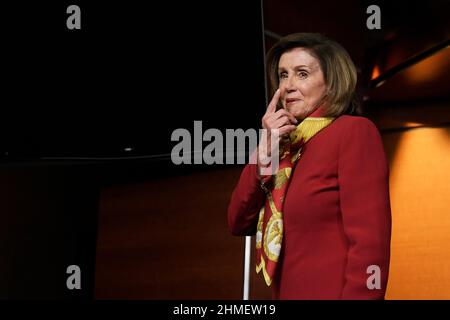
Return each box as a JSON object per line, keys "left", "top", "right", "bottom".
{"left": 285, "top": 106, "right": 306, "bottom": 119}
{"left": 290, "top": 110, "right": 307, "bottom": 120}
{"left": 285, "top": 107, "right": 298, "bottom": 116}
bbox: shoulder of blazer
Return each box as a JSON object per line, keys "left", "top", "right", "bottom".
{"left": 332, "top": 115, "right": 380, "bottom": 135}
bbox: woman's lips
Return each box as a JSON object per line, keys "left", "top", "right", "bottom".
{"left": 286, "top": 98, "right": 301, "bottom": 106}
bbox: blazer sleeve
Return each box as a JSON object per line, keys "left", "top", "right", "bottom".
{"left": 338, "top": 117, "right": 392, "bottom": 300}
{"left": 227, "top": 163, "right": 266, "bottom": 236}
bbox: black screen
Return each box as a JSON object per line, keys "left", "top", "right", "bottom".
{"left": 2, "top": 1, "right": 266, "bottom": 159}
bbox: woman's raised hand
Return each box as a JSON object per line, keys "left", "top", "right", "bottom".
{"left": 258, "top": 89, "right": 297, "bottom": 169}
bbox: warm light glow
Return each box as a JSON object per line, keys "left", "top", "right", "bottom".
{"left": 403, "top": 47, "right": 450, "bottom": 84}
{"left": 384, "top": 126, "right": 450, "bottom": 299}
{"left": 402, "top": 121, "right": 424, "bottom": 128}
{"left": 371, "top": 64, "right": 380, "bottom": 80}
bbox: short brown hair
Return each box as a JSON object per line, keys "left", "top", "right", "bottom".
{"left": 266, "top": 33, "right": 359, "bottom": 117}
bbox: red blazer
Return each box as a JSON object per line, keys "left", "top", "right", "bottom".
{"left": 228, "top": 115, "right": 391, "bottom": 299}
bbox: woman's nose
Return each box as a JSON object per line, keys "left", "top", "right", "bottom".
{"left": 283, "top": 76, "right": 296, "bottom": 92}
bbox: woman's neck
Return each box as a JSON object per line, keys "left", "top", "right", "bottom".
{"left": 308, "top": 105, "right": 326, "bottom": 118}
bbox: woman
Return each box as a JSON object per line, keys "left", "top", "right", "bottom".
{"left": 227, "top": 33, "right": 391, "bottom": 299}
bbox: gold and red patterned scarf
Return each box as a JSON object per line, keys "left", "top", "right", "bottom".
{"left": 256, "top": 116, "right": 335, "bottom": 286}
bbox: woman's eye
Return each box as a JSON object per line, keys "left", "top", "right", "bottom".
{"left": 279, "top": 73, "right": 288, "bottom": 79}
{"left": 298, "top": 71, "right": 308, "bottom": 78}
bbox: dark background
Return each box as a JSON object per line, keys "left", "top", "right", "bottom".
{"left": 2, "top": 1, "right": 266, "bottom": 159}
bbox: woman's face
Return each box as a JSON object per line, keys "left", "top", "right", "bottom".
{"left": 278, "top": 47, "right": 327, "bottom": 119}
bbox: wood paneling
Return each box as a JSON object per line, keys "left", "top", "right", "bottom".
{"left": 95, "top": 166, "right": 247, "bottom": 299}
{"left": 375, "top": 109, "right": 450, "bottom": 299}
{"left": 0, "top": 163, "right": 98, "bottom": 299}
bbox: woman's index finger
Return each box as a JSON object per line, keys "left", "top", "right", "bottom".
{"left": 267, "top": 88, "right": 281, "bottom": 113}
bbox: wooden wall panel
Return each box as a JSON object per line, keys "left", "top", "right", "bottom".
{"left": 95, "top": 166, "right": 247, "bottom": 299}
{"left": 383, "top": 124, "right": 450, "bottom": 299}
{"left": 374, "top": 104, "right": 450, "bottom": 299}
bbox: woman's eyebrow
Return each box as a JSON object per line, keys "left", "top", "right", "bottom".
{"left": 278, "top": 65, "right": 311, "bottom": 71}
{"left": 293, "top": 65, "right": 311, "bottom": 70}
